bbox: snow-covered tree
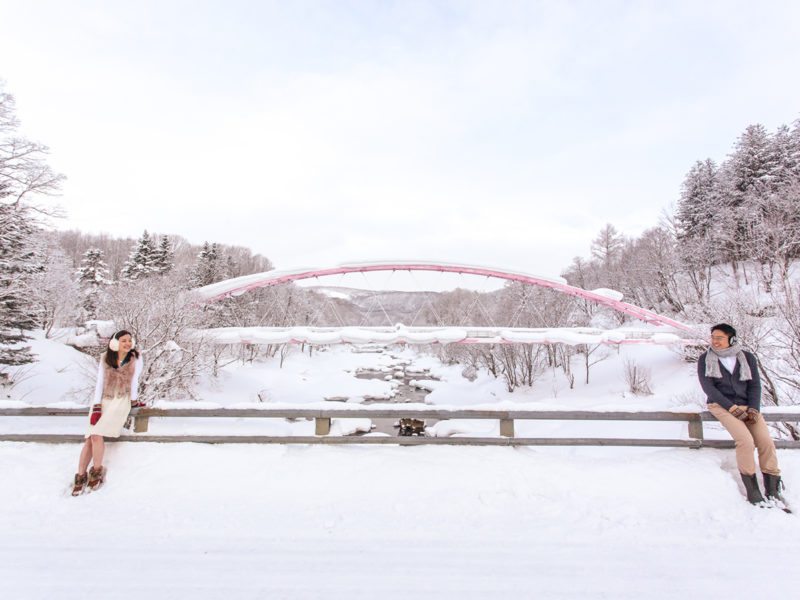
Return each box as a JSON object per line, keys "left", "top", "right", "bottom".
{"left": 0, "top": 88, "right": 64, "bottom": 206}
{"left": 721, "top": 124, "right": 777, "bottom": 273}
{"left": 740, "top": 182, "right": 800, "bottom": 289}
{"left": 673, "top": 159, "right": 725, "bottom": 301}
{"left": 152, "top": 235, "right": 174, "bottom": 275}
{"left": 0, "top": 85, "right": 63, "bottom": 369}
{"left": 590, "top": 223, "right": 624, "bottom": 268}
{"left": 224, "top": 254, "right": 238, "bottom": 280}
{"left": 561, "top": 256, "right": 602, "bottom": 322}
{"left": 0, "top": 203, "right": 42, "bottom": 366}
{"left": 77, "top": 248, "right": 111, "bottom": 286}
{"left": 76, "top": 247, "right": 111, "bottom": 320}
{"left": 675, "top": 159, "right": 722, "bottom": 242}
{"left": 30, "top": 237, "right": 80, "bottom": 337}
{"left": 619, "top": 226, "right": 684, "bottom": 313}
{"left": 191, "top": 242, "right": 222, "bottom": 287}
{"left": 589, "top": 223, "right": 625, "bottom": 294}
{"left": 725, "top": 124, "right": 775, "bottom": 197}
{"left": 768, "top": 124, "right": 800, "bottom": 189}
{"left": 121, "top": 230, "right": 159, "bottom": 280}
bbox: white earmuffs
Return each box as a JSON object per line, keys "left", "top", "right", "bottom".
{"left": 109, "top": 334, "right": 136, "bottom": 352}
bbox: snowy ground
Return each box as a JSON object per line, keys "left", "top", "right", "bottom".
{"left": 2, "top": 442, "right": 799, "bottom": 599}
{"left": 2, "top": 332, "right": 800, "bottom": 598}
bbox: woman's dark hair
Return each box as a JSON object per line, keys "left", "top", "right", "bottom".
{"left": 710, "top": 323, "right": 737, "bottom": 341}
{"left": 104, "top": 330, "right": 140, "bottom": 368}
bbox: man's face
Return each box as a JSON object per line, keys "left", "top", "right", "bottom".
{"left": 710, "top": 330, "right": 731, "bottom": 350}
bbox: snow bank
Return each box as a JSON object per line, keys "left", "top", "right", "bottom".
{"left": 2, "top": 332, "right": 95, "bottom": 405}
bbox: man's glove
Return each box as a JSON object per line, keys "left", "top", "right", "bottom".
{"left": 729, "top": 405, "right": 748, "bottom": 421}
{"left": 89, "top": 404, "right": 102, "bottom": 425}
{"left": 745, "top": 407, "right": 760, "bottom": 425}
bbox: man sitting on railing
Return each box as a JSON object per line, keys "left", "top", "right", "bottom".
{"left": 698, "top": 323, "right": 788, "bottom": 511}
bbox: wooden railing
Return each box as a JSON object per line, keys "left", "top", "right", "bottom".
{"left": 1, "top": 406, "right": 799, "bottom": 448}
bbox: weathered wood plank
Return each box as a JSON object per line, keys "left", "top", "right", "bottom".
{"left": 0, "top": 433, "right": 718, "bottom": 448}
{"left": 0, "top": 408, "right": 88, "bottom": 416}
{"left": 701, "top": 439, "right": 800, "bottom": 450}
{"left": 1, "top": 431, "right": 799, "bottom": 448}
{"left": 1, "top": 407, "right": 799, "bottom": 421}
{"left": 0, "top": 434, "right": 86, "bottom": 443}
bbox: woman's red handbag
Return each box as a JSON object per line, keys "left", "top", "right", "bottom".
{"left": 89, "top": 404, "right": 102, "bottom": 425}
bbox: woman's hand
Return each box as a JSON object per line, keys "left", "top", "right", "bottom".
{"left": 90, "top": 404, "right": 102, "bottom": 425}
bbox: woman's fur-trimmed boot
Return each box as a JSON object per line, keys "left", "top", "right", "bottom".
{"left": 71, "top": 473, "right": 88, "bottom": 496}
{"left": 740, "top": 473, "right": 765, "bottom": 505}
{"left": 88, "top": 466, "right": 105, "bottom": 491}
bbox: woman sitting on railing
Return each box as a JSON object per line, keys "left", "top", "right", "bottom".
{"left": 71, "top": 330, "right": 143, "bottom": 496}
{"left": 697, "top": 323, "right": 788, "bottom": 510}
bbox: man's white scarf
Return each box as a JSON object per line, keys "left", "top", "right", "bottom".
{"left": 705, "top": 344, "right": 752, "bottom": 381}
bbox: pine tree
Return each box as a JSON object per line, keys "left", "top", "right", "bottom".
{"left": 769, "top": 124, "right": 800, "bottom": 189}
{"left": 1, "top": 86, "right": 62, "bottom": 369}
{"left": 121, "top": 230, "right": 159, "bottom": 280}
{"left": 77, "top": 248, "right": 111, "bottom": 286}
{"left": 675, "top": 159, "right": 722, "bottom": 242}
{"left": 673, "top": 159, "right": 725, "bottom": 301}
{"left": 152, "top": 235, "right": 174, "bottom": 275}
{"left": 76, "top": 248, "right": 110, "bottom": 320}
{"left": 192, "top": 242, "right": 222, "bottom": 287}
{"left": 224, "top": 254, "right": 238, "bottom": 279}
{"left": 725, "top": 123, "right": 776, "bottom": 200}
{"left": 719, "top": 124, "right": 778, "bottom": 269}
{"left": 0, "top": 203, "right": 42, "bottom": 366}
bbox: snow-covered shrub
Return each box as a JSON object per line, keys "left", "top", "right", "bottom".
{"left": 624, "top": 358, "right": 653, "bottom": 396}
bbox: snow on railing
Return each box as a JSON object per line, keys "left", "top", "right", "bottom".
{"left": 191, "top": 325, "right": 694, "bottom": 346}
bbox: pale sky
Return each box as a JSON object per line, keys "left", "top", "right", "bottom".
{"left": 2, "top": 0, "right": 799, "bottom": 282}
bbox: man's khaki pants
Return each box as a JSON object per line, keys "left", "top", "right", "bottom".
{"left": 708, "top": 403, "right": 780, "bottom": 476}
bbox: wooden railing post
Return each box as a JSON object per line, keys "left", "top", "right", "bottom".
{"left": 687, "top": 415, "right": 703, "bottom": 443}
{"left": 133, "top": 415, "right": 149, "bottom": 433}
{"left": 315, "top": 417, "right": 331, "bottom": 436}
{"left": 500, "top": 419, "right": 515, "bottom": 438}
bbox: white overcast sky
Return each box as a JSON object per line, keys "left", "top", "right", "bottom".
{"left": 2, "top": 0, "right": 799, "bottom": 282}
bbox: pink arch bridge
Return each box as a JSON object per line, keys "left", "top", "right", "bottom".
{"left": 196, "top": 260, "right": 692, "bottom": 332}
